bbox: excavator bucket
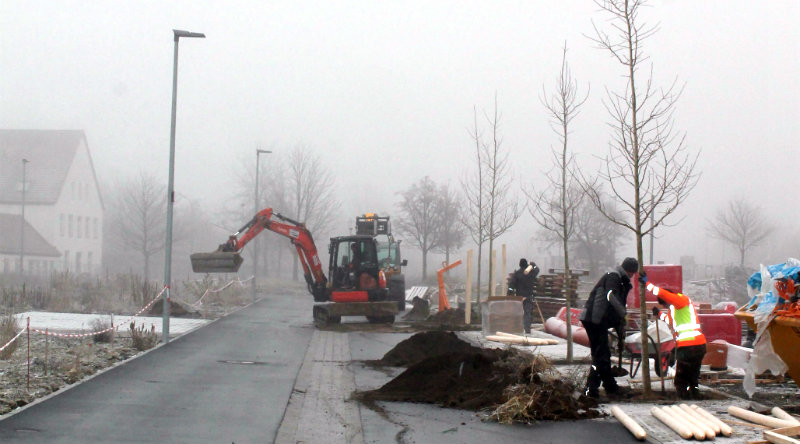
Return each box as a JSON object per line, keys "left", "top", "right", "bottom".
{"left": 190, "top": 251, "right": 244, "bottom": 273}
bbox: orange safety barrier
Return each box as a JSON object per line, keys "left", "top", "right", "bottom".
{"left": 437, "top": 260, "right": 463, "bottom": 310}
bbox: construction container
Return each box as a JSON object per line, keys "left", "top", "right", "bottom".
{"left": 481, "top": 298, "right": 524, "bottom": 336}
{"left": 735, "top": 310, "right": 800, "bottom": 384}
{"left": 627, "top": 264, "right": 683, "bottom": 308}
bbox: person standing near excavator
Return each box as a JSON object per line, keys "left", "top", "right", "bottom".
{"left": 579, "top": 257, "right": 639, "bottom": 398}
{"left": 641, "top": 275, "right": 707, "bottom": 400}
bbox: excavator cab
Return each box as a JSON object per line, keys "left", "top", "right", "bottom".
{"left": 329, "top": 236, "right": 381, "bottom": 291}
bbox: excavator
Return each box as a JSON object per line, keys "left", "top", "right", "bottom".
{"left": 189, "top": 208, "right": 404, "bottom": 326}
{"left": 355, "top": 213, "right": 406, "bottom": 311}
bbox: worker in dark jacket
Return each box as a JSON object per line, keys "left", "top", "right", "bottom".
{"left": 579, "top": 257, "right": 638, "bottom": 398}
{"left": 509, "top": 258, "right": 539, "bottom": 334}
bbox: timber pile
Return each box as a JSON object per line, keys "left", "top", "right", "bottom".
{"left": 534, "top": 273, "right": 581, "bottom": 300}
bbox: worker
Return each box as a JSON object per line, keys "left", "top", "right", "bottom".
{"left": 510, "top": 258, "right": 539, "bottom": 334}
{"left": 641, "top": 275, "right": 707, "bottom": 400}
{"left": 579, "top": 257, "right": 639, "bottom": 398}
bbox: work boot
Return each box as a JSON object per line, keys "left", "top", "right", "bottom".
{"left": 583, "top": 386, "right": 599, "bottom": 399}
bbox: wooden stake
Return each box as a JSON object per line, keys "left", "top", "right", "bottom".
{"left": 610, "top": 405, "right": 647, "bottom": 440}
{"left": 651, "top": 406, "right": 693, "bottom": 440}
{"left": 674, "top": 404, "right": 716, "bottom": 439}
{"left": 691, "top": 404, "right": 733, "bottom": 437}
{"left": 772, "top": 407, "right": 800, "bottom": 425}
{"left": 729, "top": 406, "right": 797, "bottom": 430}
{"left": 501, "top": 244, "right": 507, "bottom": 296}
{"left": 465, "top": 250, "right": 473, "bottom": 325}
{"left": 667, "top": 405, "right": 708, "bottom": 440}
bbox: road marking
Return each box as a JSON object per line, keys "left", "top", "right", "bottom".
{"left": 275, "top": 330, "right": 364, "bottom": 444}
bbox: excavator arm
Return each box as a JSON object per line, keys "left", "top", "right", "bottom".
{"left": 190, "top": 208, "right": 328, "bottom": 300}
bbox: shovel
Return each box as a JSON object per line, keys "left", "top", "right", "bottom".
{"left": 611, "top": 332, "right": 629, "bottom": 377}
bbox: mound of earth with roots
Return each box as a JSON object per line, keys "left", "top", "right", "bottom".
{"left": 427, "top": 307, "right": 467, "bottom": 325}
{"left": 370, "top": 331, "right": 483, "bottom": 367}
{"left": 359, "top": 331, "right": 601, "bottom": 422}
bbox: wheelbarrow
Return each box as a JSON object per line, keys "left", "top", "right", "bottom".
{"left": 623, "top": 320, "right": 676, "bottom": 378}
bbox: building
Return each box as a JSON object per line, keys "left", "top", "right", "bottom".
{"left": 0, "top": 130, "right": 104, "bottom": 275}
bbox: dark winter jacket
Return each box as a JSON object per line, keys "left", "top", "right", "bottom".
{"left": 579, "top": 266, "right": 631, "bottom": 329}
{"left": 510, "top": 263, "right": 539, "bottom": 297}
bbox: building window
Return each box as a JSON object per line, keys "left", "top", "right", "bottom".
{"left": 85, "top": 217, "right": 90, "bottom": 238}
{"left": 77, "top": 217, "right": 82, "bottom": 239}
{"left": 87, "top": 252, "right": 93, "bottom": 274}
{"left": 69, "top": 215, "right": 74, "bottom": 237}
{"left": 75, "top": 252, "right": 82, "bottom": 274}
{"left": 64, "top": 250, "right": 70, "bottom": 271}
{"left": 60, "top": 214, "right": 65, "bottom": 237}
{"left": 93, "top": 218, "right": 98, "bottom": 239}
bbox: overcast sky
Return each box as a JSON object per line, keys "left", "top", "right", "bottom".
{"left": 2, "top": 1, "right": 798, "bottom": 274}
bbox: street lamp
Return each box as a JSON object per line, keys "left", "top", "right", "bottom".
{"left": 163, "top": 29, "right": 205, "bottom": 344}
{"left": 253, "top": 149, "right": 272, "bottom": 302}
{"left": 20, "top": 158, "right": 29, "bottom": 274}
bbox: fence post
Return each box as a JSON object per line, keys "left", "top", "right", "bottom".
{"left": 45, "top": 328, "right": 49, "bottom": 376}
{"left": 27, "top": 317, "right": 30, "bottom": 391}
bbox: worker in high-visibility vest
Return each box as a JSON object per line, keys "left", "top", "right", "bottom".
{"left": 640, "top": 273, "right": 707, "bottom": 400}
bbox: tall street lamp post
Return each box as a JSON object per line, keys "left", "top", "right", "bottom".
{"left": 20, "top": 158, "right": 29, "bottom": 274}
{"left": 163, "top": 29, "right": 205, "bottom": 344}
{"left": 253, "top": 149, "right": 272, "bottom": 302}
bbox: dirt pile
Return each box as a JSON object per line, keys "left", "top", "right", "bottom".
{"left": 371, "top": 331, "right": 483, "bottom": 367}
{"left": 360, "top": 331, "right": 601, "bottom": 422}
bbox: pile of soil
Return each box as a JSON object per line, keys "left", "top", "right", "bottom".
{"left": 401, "top": 297, "right": 430, "bottom": 321}
{"left": 362, "top": 347, "right": 522, "bottom": 410}
{"left": 371, "top": 331, "right": 483, "bottom": 367}
{"left": 360, "top": 331, "right": 602, "bottom": 422}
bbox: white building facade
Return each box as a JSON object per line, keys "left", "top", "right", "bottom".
{"left": 0, "top": 130, "right": 104, "bottom": 275}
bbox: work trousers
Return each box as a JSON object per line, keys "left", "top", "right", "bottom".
{"left": 675, "top": 343, "right": 707, "bottom": 399}
{"left": 522, "top": 296, "right": 534, "bottom": 334}
{"left": 582, "top": 321, "right": 619, "bottom": 393}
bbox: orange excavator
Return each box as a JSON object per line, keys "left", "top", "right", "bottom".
{"left": 189, "top": 208, "right": 404, "bottom": 326}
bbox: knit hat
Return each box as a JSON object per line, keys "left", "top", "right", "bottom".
{"left": 519, "top": 258, "right": 528, "bottom": 269}
{"left": 621, "top": 257, "right": 639, "bottom": 273}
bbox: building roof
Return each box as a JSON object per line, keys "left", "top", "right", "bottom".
{"left": 0, "top": 130, "right": 103, "bottom": 207}
{"left": 0, "top": 213, "right": 61, "bottom": 257}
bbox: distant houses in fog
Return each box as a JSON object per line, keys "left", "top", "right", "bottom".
{"left": 0, "top": 130, "right": 104, "bottom": 275}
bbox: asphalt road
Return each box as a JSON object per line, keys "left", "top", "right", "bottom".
{"left": 0, "top": 291, "right": 316, "bottom": 444}
{"left": 0, "top": 288, "right": 641, "bottom": 444}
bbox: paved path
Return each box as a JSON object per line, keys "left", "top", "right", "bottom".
{"left": 0, "top": 293, "right": 316, "bottom": 443}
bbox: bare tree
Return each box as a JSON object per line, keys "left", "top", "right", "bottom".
{"left": 396, "top": 176, "right": 444, "bottom": 281}
{"left": 570, "top": 197, "right": 625, "bottom": 277}
{"left": 433, "top": 183, "right": 467, "bottom": 265}
{"left": 287, "top": 144, "right": 338, "bottom": 281}
{"left": 584, "top": 0, "right": 700, "bottom": 394}
{"left": 462, "top": 96, "right": 521, "bottom": 300}
{"left": 461, "top": 106, "right": 490, "bottom": 300}
{"left": 707, "top": 196, "right": 774, "bottom": 267}
{"left": 483, "top": 94, "right": 522, "bottom": 299}
{"left": 107, "top": 172, "right": 166, "bottom": 282}
{"left": 524, "top": 43, "right": 589, "bottom": 362}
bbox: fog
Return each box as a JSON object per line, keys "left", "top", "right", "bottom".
{"left": 2, "top": 1, "right": 798, "bottom": 280}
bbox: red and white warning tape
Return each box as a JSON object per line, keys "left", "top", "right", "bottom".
{"left": 192, "top": 276, "right": 253, "bottom": 307}
{"left": 30, "top": 286, "right": 168, "bottom": 338}
{"left": 0, "top": 327, "right": 26, "bottom": 352}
